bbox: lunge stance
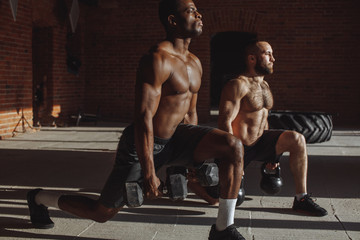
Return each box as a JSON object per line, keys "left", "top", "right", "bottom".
{"left": 217, "top": 40, "right": 327, "bottom": 216}
{"left": 27, "top": 0, "right": 246, "bottom": 239}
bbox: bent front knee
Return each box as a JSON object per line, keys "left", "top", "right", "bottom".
{"left": 292, "top": 131, "right": 306, "bottom": 147}
{"left": 284, "top": 131, "right": 306, "bottom": 151}
{"left": 225, "top": 134, "right": 244, "bottom": 164}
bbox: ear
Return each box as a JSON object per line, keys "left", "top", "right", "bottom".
{"left": 168, "top": 15, "right": 176, "bottom": 27}
{"left": 248, "top": 55, "right": 256, "bottom": 64}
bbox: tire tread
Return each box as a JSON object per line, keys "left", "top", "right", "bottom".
{"left": 268, "top": 111, "right": 333, "bottom": 143}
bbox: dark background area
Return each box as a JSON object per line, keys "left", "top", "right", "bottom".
{"left": 1, "top": 0, "right": 359, "bottom": 139}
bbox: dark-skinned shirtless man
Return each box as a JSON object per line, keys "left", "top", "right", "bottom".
{"left": 26, "top": 0, "right": 246, "bottom": 239}
{"left": 217, "top": 41, "right": 327, "bottom": 216}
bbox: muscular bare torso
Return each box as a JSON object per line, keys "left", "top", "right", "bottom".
{"left": 147, "top": 43, "right": 202, "bottom": 139}
{"left": 232, "top": 77, "right": 274, "bottom": 146}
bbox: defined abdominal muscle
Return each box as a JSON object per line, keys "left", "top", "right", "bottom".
{"left": 234, "top": 111, "right": 267, "bottom": 145}
{"left": 153, "top": 113, "right": 184, "bottom": 139}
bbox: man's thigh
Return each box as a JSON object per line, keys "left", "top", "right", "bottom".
{"left": 164, "top": 124, "right": 214, "bottom": 167}
{"left": 192, "top": 128, "right": 239, "bottom": 164}
{"left": 98, "top": 125, "right": 142, "bottom": 208}
{"left": 244, "top": 130, "right": 284, "bottom": 168}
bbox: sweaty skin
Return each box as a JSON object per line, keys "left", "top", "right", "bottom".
{"left": 134, "top": 0, "right": 204, "bottom": 199}
{"left": 218, "top": 42, "right": 275, "bottom": 146}
{"left": 47, "top": 0, "right": 242, "bottom": 225}
{"left": 211, "top": 41, "right": 327, "bottom": 217}
{"left": 219, "top": 76, "right": 274, "bottom": 146}
{"left": 136, "top": 42, "right": 202, "bottom": 139}
{"left": 218, "top": 41, "right": 308, "bottom": 195}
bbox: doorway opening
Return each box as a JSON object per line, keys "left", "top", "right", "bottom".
{"left": 210, "top": 32, "right": 257, "bottom": 108}
{"left": 32, "top": 27, "right": 54, "bottom": 126}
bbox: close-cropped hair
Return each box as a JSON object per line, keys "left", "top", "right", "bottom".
{"left": 245, "top": 40, "right": 261, "bottom": 57}
{"left": 158, "top": 0, "right": 179, "bottom": 29}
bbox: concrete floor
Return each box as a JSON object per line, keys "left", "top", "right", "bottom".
{"left": 0, "top": 123, "right": 359, "bottom": 240}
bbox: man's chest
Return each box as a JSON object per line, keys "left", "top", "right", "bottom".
{"left": 164, "top": 60, "right": 201, "bottom": 94}
{"left": 242, "top": 82, "right": 274, "bottom": 111}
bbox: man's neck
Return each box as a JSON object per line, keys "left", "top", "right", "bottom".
{"left": 243, "top": 70, "right": 265, "bottom": 83}
{"left": 166, "top": 35, "right": 192, "bottom": 55}
{"left": 173, "top": 38, "right": 192, "bottom": 55}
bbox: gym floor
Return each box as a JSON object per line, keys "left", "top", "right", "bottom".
{"left": 0, "top": 123, "right": 359, "bottom": 240}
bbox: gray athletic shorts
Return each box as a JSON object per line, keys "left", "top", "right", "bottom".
{"left": 99, "top": 123, "right": 213, "bottom": 208}
{"left": 243, "top": 130, "right": 285, "bottom": 168}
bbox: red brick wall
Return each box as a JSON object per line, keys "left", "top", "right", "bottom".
{"left": 83, "top": 1, "right": 164, "bottom": 121}
{"left": 32, "top": 0, "right": 86, "bottom": 125}
{"left": 1, "top": 0, "right": 359, "bottom": 139}
{"left": 0, "top": 0, "right": 86, "bottom": 139}
{"left": 231, "top": 0, "right": 360, "bottom": 127}
{"left": 83, "top": 0, "right": 360, "bottom": 127}
{"left": 0, "top": 0, "right": 33, "bottom": 139}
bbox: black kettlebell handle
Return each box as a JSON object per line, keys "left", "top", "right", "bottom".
{"left": 261, "top": 162, "right": 281, "bottom": 177}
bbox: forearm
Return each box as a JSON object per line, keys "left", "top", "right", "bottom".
{"left": 134, "top": 117, "right": 162, "bottom": 199}
{"left": 134, "top": 117, "right": 156, "bottom": 179}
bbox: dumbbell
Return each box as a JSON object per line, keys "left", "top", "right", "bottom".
{"left": 124, "top": 180, "right": 165, "bottom": 207}
{"left": 166, "top": 163, "right": 219, "bottom": 201}
{"left": 260, "top": 162, "right": 283, "bottom": 195}
{"left": 125, "top": 162, "right": 220, "bottom": 206}
{"left": 166, "top": 166, "right": 188, "bottom": 201}
{"left": 124, "top": 181, "right": 144, "bottom": 207}
{"left": 196, "top": 163, "right": 219, "bottom": 186}
{"left": 124, "top": 166, "right": 190, "bottom": 207}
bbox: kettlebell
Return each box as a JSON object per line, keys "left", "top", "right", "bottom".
{"left": 236, "top": 175, "right": 245, "bottom": 206}
{"left": 260, "top": 162, "right": 283, "bottom": 195}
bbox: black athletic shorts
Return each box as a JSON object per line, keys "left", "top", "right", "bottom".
{"left": 243, "top": 130, "right": 285, "bottom": 168}
{"left": 99, "top": 123, "right": 213, "bottom": 208}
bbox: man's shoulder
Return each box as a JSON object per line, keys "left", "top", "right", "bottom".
{"left": 151, "top": 41, "right": 179, "bottom": 57}
{"left": 225, "top": 75, "right": 250, "bottom": 88}
{"left": 222, "top": 75, "right": 250, "bottom": 98}
{"left": 139, "top": 44, "right": 174, "bottom": 69}
{"left": 261, "top": 80, "right": 271, "bottom": 88}
{"left": 145, "top": 42, "right": 201, "bottom": 71}
{"left": 187, "top": 51, "right": 200, "bottom": 62}
{"left": 146, "top": 44, "right": 170, "bottom": 59}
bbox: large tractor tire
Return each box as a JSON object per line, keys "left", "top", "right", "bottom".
{"left": 268, "top": 111, "right": 333, "bottom": 143}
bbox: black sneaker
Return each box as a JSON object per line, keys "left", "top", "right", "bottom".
{"left": 209, "top": 224, "right": 245, "bottom": 240}
{"left": 27, "top": 188, "right": 54, "bottom": 229}
{"left": 292, "top": 194, "right": 328, "bottom": 216}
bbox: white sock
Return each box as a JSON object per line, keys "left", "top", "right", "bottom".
{"left": 215, "top": 198, "right": 237, "bottom": 231}
{"left": 295, "top": 193, "right": 307, "bottom": 201}
{"left": 35, "top": 190, "right": 62, "bottom": 209}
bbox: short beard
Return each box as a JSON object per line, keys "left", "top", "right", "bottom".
{"left": 190, "top": 25, "right": 203, "bottom": 37}
{"left": 195, "top": 29, "right": 203, "bottom": 36}
{"left": 179, "top": 28, "right": 202, "bottom": 38}
{"left": 255, "top": 62, "right": 273, "bottom": 75}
